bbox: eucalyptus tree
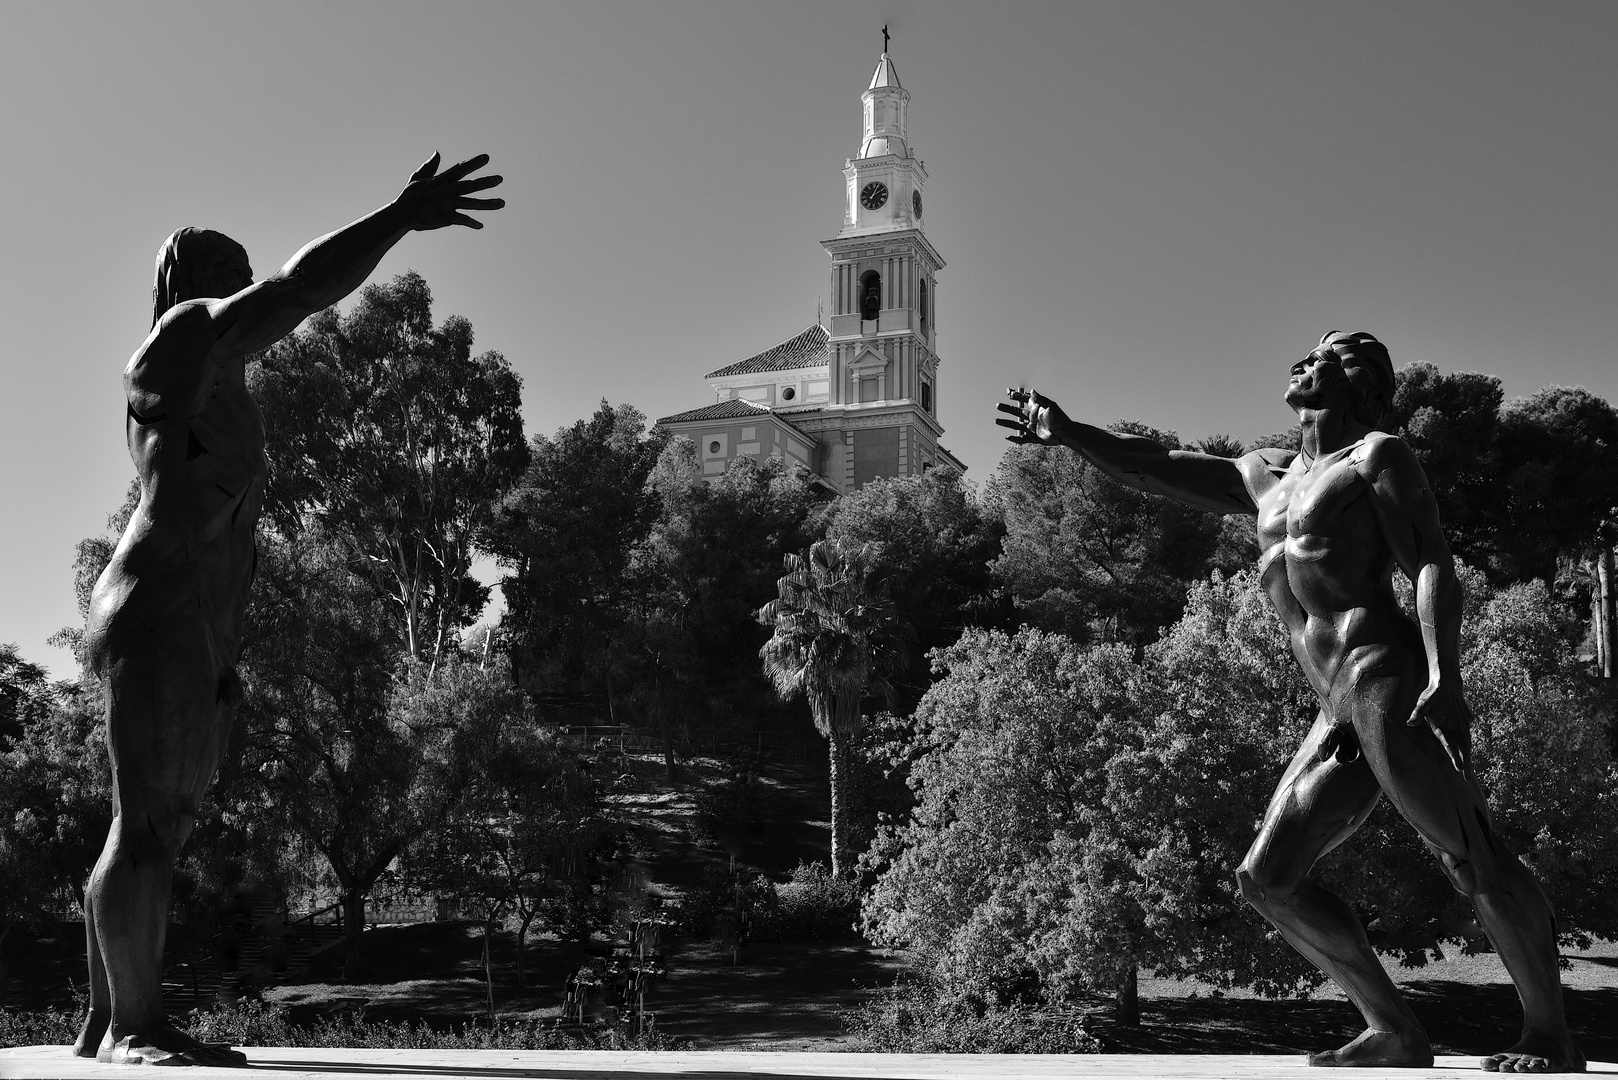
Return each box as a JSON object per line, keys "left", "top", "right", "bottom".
{"left": 251, "top": 271, "right": 527, "bottom": 671}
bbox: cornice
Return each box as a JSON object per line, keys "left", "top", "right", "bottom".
{"left": 820, "top": 229, "right": 945, "bottom": 272}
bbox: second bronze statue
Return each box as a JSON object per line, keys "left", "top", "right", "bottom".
{"left": 79, "top": 153, "right": 503, "bottom": 1067}
{"left": 997, "top": 332, "right": 1584, "bottom": 1074}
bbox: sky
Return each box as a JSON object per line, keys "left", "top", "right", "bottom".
{"left": 1, "top": 1, "right": 1615, "bottom": 679}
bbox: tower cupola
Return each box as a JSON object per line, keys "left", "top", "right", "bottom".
{"left": 860, "top": 53, "right": 910, "bottom": 160}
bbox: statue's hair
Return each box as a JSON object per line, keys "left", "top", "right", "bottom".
{"left": 152, "top": 227, "right": 249, "bottom": 328}
{"left": 1318, "top": 330, "right": 1395, "bottom": 428}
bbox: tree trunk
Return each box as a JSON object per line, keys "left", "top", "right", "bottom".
{"left": 1599, "top": 547, "right": 1615, "bottom": 679}
{"left": 828, "top": 727, "right": 854, "bottom": 878}
{"left": 483, "top": 917, "right": 497, "bottom": 1025}
{"left": 340, "top": 890, "right": 367, "bottom": 983}
{"left": 1115, "top": 963, "right": 1140, "bottom": 1027}
{"left": 515, "top": 913, "right": 534, "bottom": 987}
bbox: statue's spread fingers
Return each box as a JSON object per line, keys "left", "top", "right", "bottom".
{"left": 444, "top": 153, "right": 493, "bottom": 179}
{"left": 996, "top": 401, "right": 1023, "bottom": 417}
{"left": 994, "top": 417, "right": 1025, "bottom": 431}
{"left": 456, "top": 197, "right": 505, "bottom": 210}
{"left": 457, "top": 174, "right": 504, "bottom": 193}
{"left": 449, "top": 211, "right": 484, "bottom": 229}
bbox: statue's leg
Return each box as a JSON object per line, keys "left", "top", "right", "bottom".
{"left": 1237, "top": 710, "right": 1433, "bottom": 1067}
{"left": 1355, "top": 676, "right": 1584, "bottom": 1074}
{"left": 72, "top": 858, "right": 112, "bottom": 1056}
{"left": 91, "top": 640, "right": 246, "bottom": 1067}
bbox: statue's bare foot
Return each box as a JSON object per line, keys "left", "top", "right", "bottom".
{"left": 1482, "top": 1033, "right": 1585, "bottom": 1073}
{"left": 1309, "top": 1027, "right": 1433, "bottom": 1068}
{"left": 71, "top": 1010, "right": 109, "bottom": 1058}
{"left": 97, "top": 1027, "right": 248, "bottom": 1067}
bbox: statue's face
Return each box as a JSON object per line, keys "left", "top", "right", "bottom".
{"left": 1285, "top": 345, "right": 1359, "bottom": 414}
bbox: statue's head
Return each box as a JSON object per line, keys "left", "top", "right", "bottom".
{"left": 152, "top": 227, "right": 252, "bottom": 328}
{"left": 1286, "top": 331, "right": 1394, "bottom": 430}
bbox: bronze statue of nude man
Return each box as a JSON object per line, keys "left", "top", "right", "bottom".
{"left": 998, "top": 332, "right": 1584, "bottom": 1073}
{"left": 77, "top": 153, "right": 503, "bottom": 1066}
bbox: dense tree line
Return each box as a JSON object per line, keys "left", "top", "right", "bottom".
{"left": 3, "top": 295, "right": 1616, "bottom": 1015}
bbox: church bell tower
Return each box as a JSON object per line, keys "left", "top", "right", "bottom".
{"left": 655, "top": 37, "right": 962, "bottom": 490}
{"left": 808, "top": 39, "right": 955, "bottom": 487}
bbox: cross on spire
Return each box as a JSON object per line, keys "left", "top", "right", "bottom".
{"left": 882, "top": 24, "right": 890, "bottom": 53}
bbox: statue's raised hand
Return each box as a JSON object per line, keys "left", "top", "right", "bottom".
{"left": 996, "top": 387, "right": 1069, "bottom": 445}
{"left": 394, "top": 152, "right": 505, "bottom": 230}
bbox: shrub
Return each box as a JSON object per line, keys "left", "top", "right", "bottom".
{"left": 0, "top": 1004, "right": 81, "bottom": 1048}
{"left": 755, "top": 862, "right": 859, "bottom": 942}
{"left": 1, "top": 1000, "right": 672, "bottom": 1051}
{"left": 844, "top": 976, "right": 1100, "bottom": 1053}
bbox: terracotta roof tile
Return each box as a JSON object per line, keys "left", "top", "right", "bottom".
{"left": 705, "top": 324, "right": 829, "bottom": 378}
{"left": 655, "top": 398, "right": 775, "bottom": 426}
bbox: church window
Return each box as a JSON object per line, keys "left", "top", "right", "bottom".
{"left": 919, "top": 279, "right": 928, "bottom": 327}
{"left": 781, "top": 386, "right": 796, "bottom": 401}
{"left": 921, "top": 381, "right": 932, "bottom": 412}
{"left": 708, "top": 441, "right": 722, "bottom": 455}
{"left": 860, "top": 270, "right": 881, "bottom": 321}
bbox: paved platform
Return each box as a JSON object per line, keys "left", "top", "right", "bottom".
{"left": 1, "top": 1049, "right": 1614, "bottom": 1080}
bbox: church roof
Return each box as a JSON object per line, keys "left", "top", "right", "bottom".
{"left": 655, "top": 398, "right": 777, "bottom": 426}
{"left": 704, "top": 324, "right": 829, "bottom": 378}
{"left": 868, "top": 53, "right": 901, "bottom": 90}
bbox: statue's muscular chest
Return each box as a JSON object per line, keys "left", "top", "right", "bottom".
{"left": 1255, "top": 445, "right": 1372, "bottom": 564}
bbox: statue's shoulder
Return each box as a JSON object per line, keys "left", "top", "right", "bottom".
{"left": 1242, "top": 445, "right": 1297, "bottom": 479}
{"left": 124, "top": 301, "right": 221, "bottom": 412}
{"left": 1351, "top": 431, "right": 1418, "bottom": 475}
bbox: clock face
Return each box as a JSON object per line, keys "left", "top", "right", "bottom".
{"left": 912, "top": 190, "right": 922, "bottom": 217}
{"left": 860, "top": 181, "right": 889, "bottom": 211}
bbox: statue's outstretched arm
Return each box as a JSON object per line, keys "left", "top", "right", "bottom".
{"left": 211, "top": 153, "right": 504, "bottom": 358}
{"left": 997, "top": 387, "right": 1266, "bottom": 515}
{"left": 1361, "top": 434, "right": 1471, "bottom": 769}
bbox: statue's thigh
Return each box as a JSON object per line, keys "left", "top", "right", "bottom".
{"left": 104, "top": 621, "right": 228, "bottom": 806}
{"left": 1245, "top": 711, "right": 1381, "bottom": 891}
{"left": 1349, "top": 673, "right": 1490, "bottom": 863}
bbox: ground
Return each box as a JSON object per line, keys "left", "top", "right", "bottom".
{"left": 2, "top": 748, "right": 1615, "bottom": 1058}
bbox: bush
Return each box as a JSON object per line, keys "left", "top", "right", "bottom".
{"left": 844, "top": 977, "right": 1100, "bottom": 1053}
{"left": 755, "top": 862, "right": 859, "bottom": 942}
{"left": 0, "top": 1004, "right": 81, "bottom": 1048}
{"left": 678, "top": 862, "right": 775, "bottom": 942}
{"left": 1, "top": 999, "right": 672, "bottom": 1051}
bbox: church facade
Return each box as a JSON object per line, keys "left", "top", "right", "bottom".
{"left": 657, "top": 49, "right": 964, "bottom": 491}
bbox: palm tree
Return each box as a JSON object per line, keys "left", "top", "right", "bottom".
{"left": 757, "top": 539, "right": 910, "bottom": 877}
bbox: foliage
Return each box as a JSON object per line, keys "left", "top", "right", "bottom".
{"left": 987, "top": 428, "right": 1224, "bottom": 646}
{"left": 818, "top": 469, "right": 1008, "bottom": 707}
{"left": 252, "top": 271, "right": 528, "bottom": 669}
{"left": 625, "top": 450, "right": 821, "bottom": 762}
{"left": 758, "top": 539, "right": 911, "bottom": 875}
{"left": 752, "top": 861, "right": 860, "bottom": 942}
{"left": 0, "top": 997, "right": 670, "bottom": 1051}
{"left": 0, "top": 1003, "right": 83, "bottom": 1049}
{"left": 1496, "top": 386, "right": 1618, "bottom": 587}
{"left": 240, "top": 532, "right": 486, "bottom": 979}
{"left": 860, "top": 618, "right": 1315, "bottom": 1005}
{"left": 489, "top": 401, "right": 665, "bottom": 707}
{"left": 0, "top": 688, "right": 108, "bottom": 925}
{"left": 844, "top": 976, "right": 1100, "bottom": 1053}
{"left": 406, "top": 666, "right": 619, "bottom": 982}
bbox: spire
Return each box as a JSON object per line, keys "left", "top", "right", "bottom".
{"left": 860, "top": 42, "right": 910, "bottom": 159}
{"left": 868, "top": 53, "right": 901, "bottom": 90}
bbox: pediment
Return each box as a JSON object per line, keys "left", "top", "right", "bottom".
{"left": 848, "top": 346, "right": 888, "bottom": 373}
